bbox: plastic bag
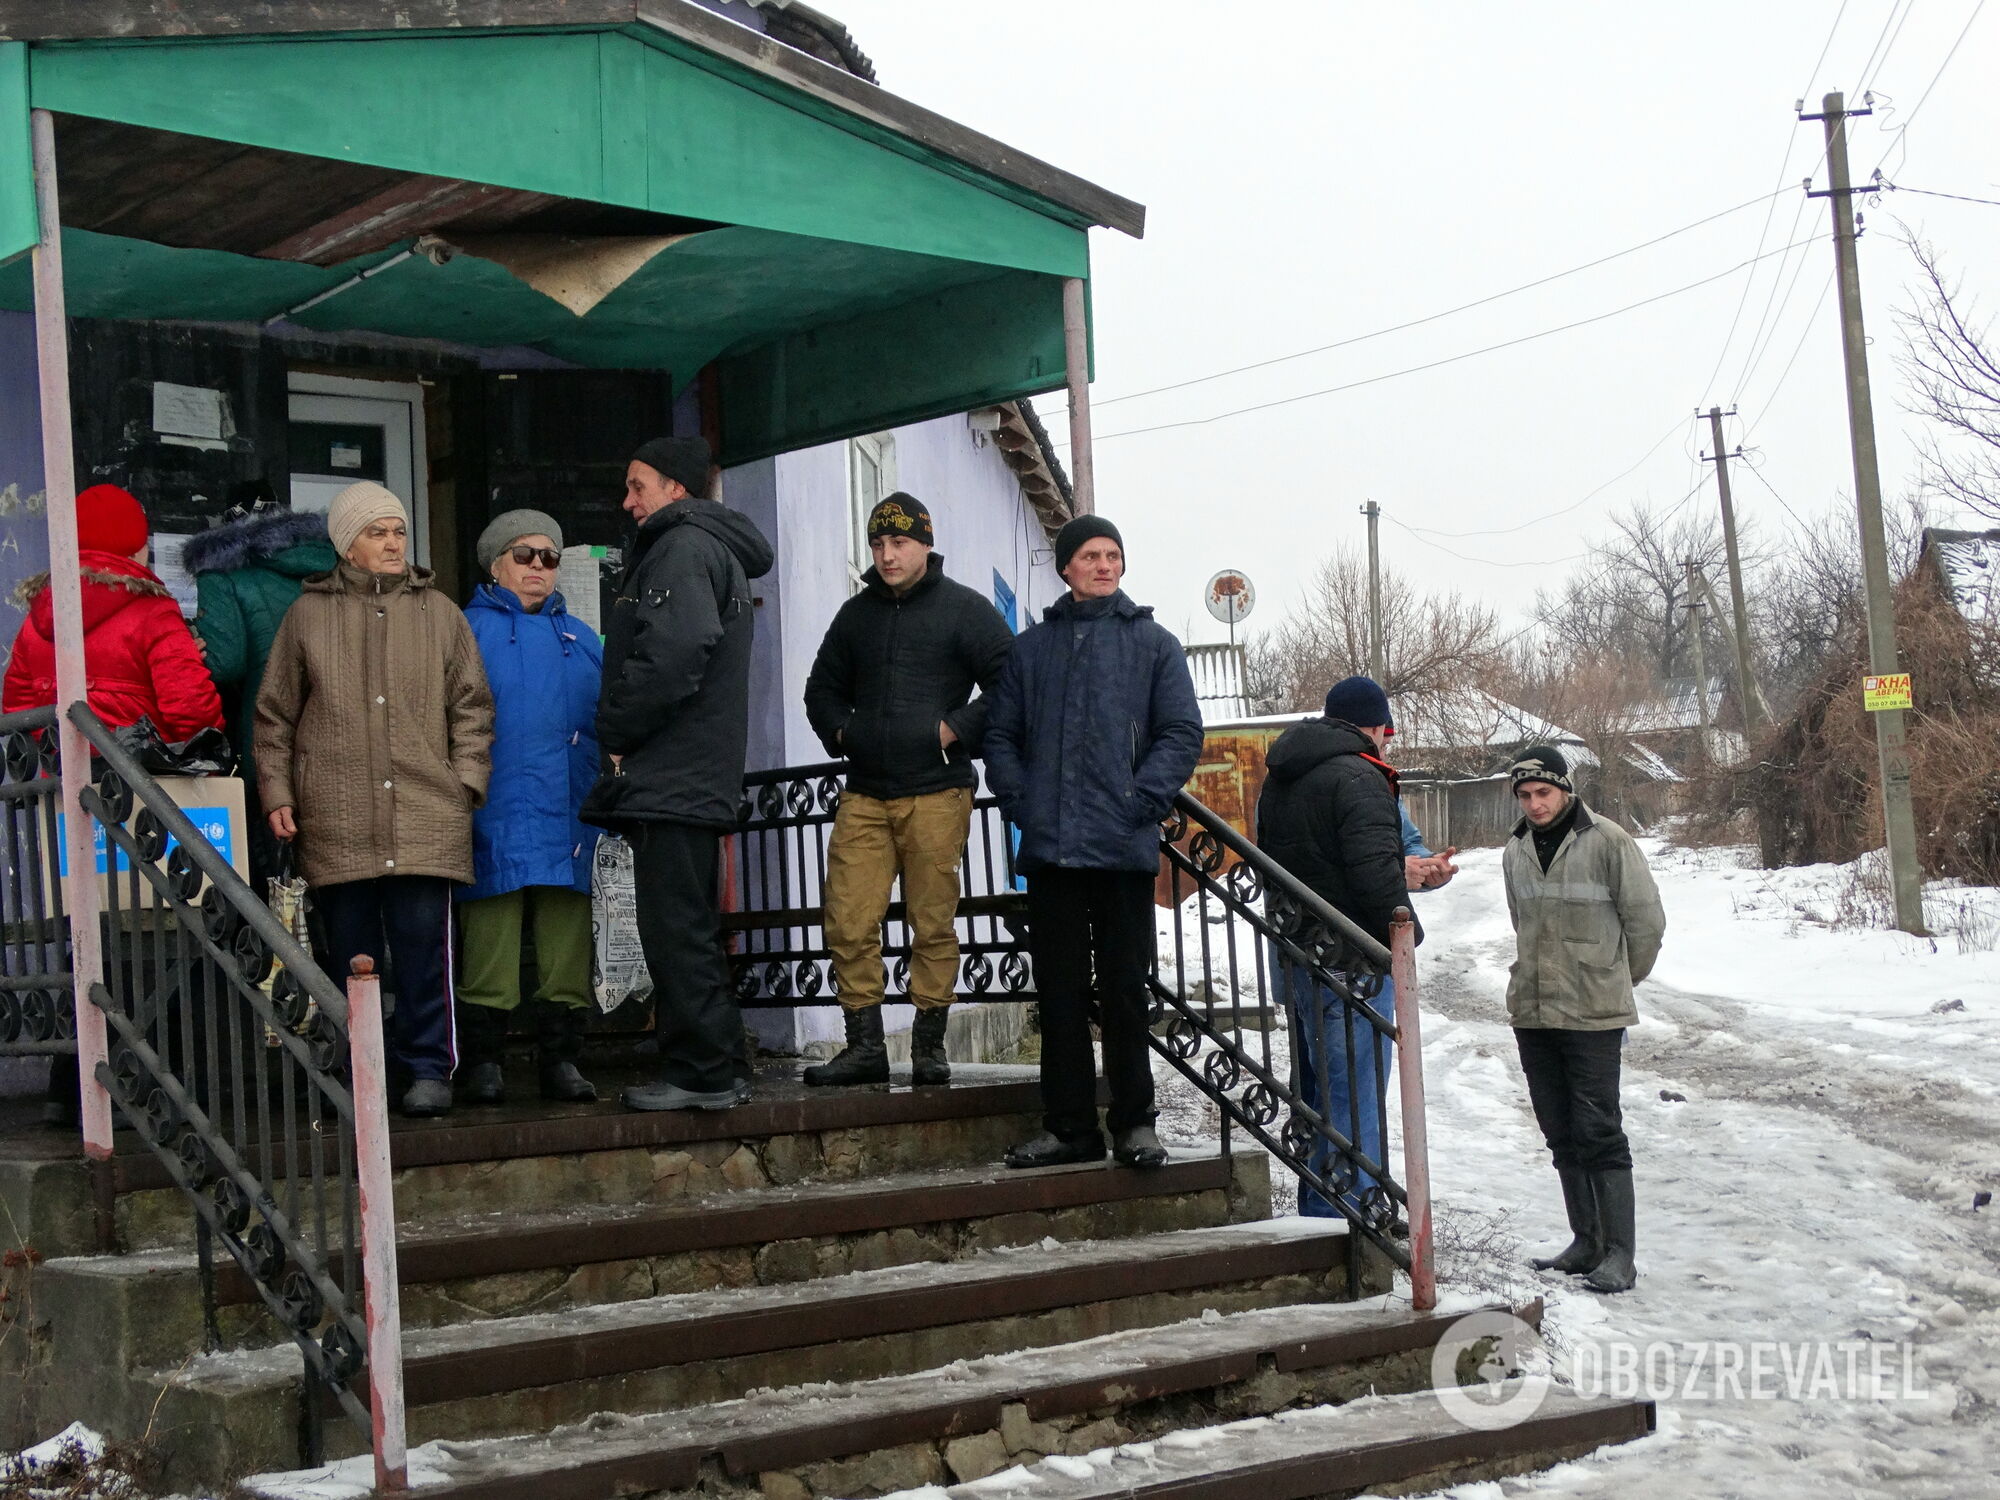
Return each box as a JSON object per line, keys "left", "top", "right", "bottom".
{"left": 111, "top": 717, "right": 238, "bottom": 776}
{"left": 591, "top": 834, "right": 652, "bottom": 1014}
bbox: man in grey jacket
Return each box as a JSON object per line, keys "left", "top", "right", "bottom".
{"left": 1503, "top": 746, "right": 1665, "bottom": 1294}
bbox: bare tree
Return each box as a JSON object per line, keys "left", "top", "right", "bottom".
{"left": 1256, "top": 546, "right": 1504, "bottom": 721}
{"left": 1897, "top": 234, "right": 2000, "bottom": 522}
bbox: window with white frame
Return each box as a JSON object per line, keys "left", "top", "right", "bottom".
{"left": 847, "top": 432, "right": 896, "bottom": 591}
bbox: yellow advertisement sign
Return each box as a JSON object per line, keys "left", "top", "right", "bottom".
{"left": 1863, "top": 673, "right": 1913, "bottom": 712}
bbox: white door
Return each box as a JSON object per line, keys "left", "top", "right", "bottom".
{"left": 288, "top": 374, "right": 428, "bottom": 564}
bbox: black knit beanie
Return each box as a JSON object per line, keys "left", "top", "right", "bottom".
{"left": 630, "top": 435, "right": 712, "bottom": 499}
{"left": 1054, "top": 514, "right": 1123, "bottom": 575}
{"left": 1509, "top": 745, "right": 1574, "bottom": 794}
{"left": 867, "top": 492, "right": 933, "bottom": 547}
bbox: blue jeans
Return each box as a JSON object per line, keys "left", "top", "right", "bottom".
{"left": 1273, "top": 952, "right": 1394, "bottom": 1218}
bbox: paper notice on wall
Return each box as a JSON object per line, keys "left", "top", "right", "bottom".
{"left": 559, "top": 544, "right": 611, "bottom": 635}
{"left": 591, "top": 835, "right": 653, "bottom": 1014}
{"left": 150, "top": 534, "right": 201, "bottom": 618}
{"left": 151, "top": 382, "right": 231, "bottom": 451}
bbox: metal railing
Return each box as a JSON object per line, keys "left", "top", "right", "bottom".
{"left": 725, "top": 759, "right": 1434, "bottom": 1304}
{"left": 64, "top": 705, "right": 405, "bottom": 1479}
{"left": 0, "top": 708, "right": 74, "bottom": 1060}
{"left": 727, "top": 760, "right": 1031, "bottom": 1006}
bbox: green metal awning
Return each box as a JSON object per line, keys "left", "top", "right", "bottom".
{"left": 0, "top": 0, "right": 1141, "bottom": 462}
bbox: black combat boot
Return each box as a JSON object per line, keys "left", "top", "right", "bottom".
{"left": 1530, "top": 1167, "right": 1603, "bottom": 1274}
{"left": 535, "top": 1001, "right": 598, "bottom": 1103}
{"left": 910, "top": 1005, "right": 951, "bottom": 1086}
{"left": 455, "top": 1002, "right": 510, "bottom": 1105}
{"left": 803, "top": 1004, "right": 889, "bottom": 1086}
{"left": 1582, "top": 1169, "right": 1638, "bottom": 1294}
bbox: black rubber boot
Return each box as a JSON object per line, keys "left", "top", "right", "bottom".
{"left": 803, "top": 1005, "right": 889, "bottom": 1087}
{"left": 1582, "top": 1169, "right": 1638, "bottom": 1294}
{"left": 1530, "top": 1167, "right": 1603, "bottom": 1274}
{"left": 535, "top": 1001, "right": 599, "bottom": 1103}
{"left": 910, "top": 1006, "right": 951, "bottom": 1087}
{"left": 1004, "top": 1132, "right": 1106, "bottom": 1169}
{"left": 455, "top": 1001, "right": 510, "bottom": 1105}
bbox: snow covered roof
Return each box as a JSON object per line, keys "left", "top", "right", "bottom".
{"left": 1626, "top": 677, "right": 1726, "bottom": 735}
{"left": 1924, "top": 527, "right": 2000, "bottom": 628}
{"left": 1208, "top": 688, "right": 1592, "bottom": 758}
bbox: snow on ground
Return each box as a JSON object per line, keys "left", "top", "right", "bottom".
{"left": 1151, "top": 842, "right": 2000, "bottom": 1498}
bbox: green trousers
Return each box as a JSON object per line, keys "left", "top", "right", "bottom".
{"left": 457, "top": 886, "right": 593, "bottom": 1013}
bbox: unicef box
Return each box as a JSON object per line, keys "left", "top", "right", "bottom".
{"left": 57, "top": 775, "right": 249, "bottom": 909}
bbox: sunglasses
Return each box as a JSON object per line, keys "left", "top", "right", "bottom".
{"left": 505, "top": 546, "right": 562, "bottom": 569}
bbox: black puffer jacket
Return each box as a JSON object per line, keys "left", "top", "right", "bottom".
{"left": 1254, "top": 716, "right": 1417, "bottom": 948}
{"left": 802, "top": 556, "right": 1015, "bottom": 800}
{"left": 582, "top": 499, "right": 774, "bottom": 830}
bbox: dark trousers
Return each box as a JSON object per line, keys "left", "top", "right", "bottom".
{"left": 1515, "top": 1026, "right": 1632, "bottom": 1173}
{"left": 631, "top": 821, "right": 745, "bottom": 1092}
{"left": 316, "top": 875, "right": 456, "bottom": 1082}
{"left": 1025, "top": 867, "right": 1156, "bottom": 1141}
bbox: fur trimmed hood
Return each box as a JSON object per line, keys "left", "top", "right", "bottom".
{"left": 14, "top": 552, "right": 174, "bottom": 637}
{"left": 180, "top": 509, "right": 333, "bottom": 577}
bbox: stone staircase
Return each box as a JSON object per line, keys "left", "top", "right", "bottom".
{"left": 14, "top": 1060, "right": 1655, "bottom": 1496}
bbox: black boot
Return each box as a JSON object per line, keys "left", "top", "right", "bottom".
{"left": 1582, "top": 1169, "right": 1638, "bottom": 1294}
{"left": 803, "top": 1005, "right": 889, "bottom": 1087}
{"left": 455, "top": 1001, "right": 510, "bottom": 1105}
{"left": 535, "top": 1001, "right": 598, "bottom": 1103}
{"left": 1530, "top": 1167, "right": 1603, "bottom": 1274}
{"left": 911, "top": 1006, "right": 951, "bottom": 1086}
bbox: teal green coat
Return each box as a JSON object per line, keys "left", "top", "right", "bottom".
{"left": 185, "top": 510, "right": 339, "bottom": 785}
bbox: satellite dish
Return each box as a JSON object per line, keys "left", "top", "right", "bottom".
{"left": 1205, "top": 569, "right": 1255, "bottom": 625}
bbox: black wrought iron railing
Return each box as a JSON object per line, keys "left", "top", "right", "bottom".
{"left": 69, "top": 705, "right": 379, "bottom": 1462}
{"left": 0, "top": 707, "right": 74, "bottom": 1060}
{"left": 724, "top": 760, "right": 1428, "bottom": 1290}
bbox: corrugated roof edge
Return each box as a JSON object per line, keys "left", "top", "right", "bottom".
{"left": 0, "top": 0, "right": 1144, "bottom": 239}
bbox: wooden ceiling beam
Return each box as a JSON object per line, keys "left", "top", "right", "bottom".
{"left": 258, "top": 176, "right": 564, "bottom": 264}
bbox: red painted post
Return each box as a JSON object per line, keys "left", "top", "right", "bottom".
{"left": 1390, "top": 908, "right": 1436, "bottom": 1311}
{"left": 29, "top": 108, "right": 113, "bottom": 1162}
{"left": 346, "top": 957, "right": 407, "bottom": 1491}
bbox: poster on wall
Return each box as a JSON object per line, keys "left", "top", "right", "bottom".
{"left": 150, "top": 534, "right": 201, "bottom": 618}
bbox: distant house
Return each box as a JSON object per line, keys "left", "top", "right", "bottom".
{"left": 1625, "top": 676, "right": 1743, "bottom": 771}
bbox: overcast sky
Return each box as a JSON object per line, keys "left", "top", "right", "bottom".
{"left": 830, "top": 0, "right": 2000, "bottom": 647}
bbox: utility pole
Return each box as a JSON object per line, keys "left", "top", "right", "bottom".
{"left": 1361, "top": 500, "right": 1385, "bottom": 682}
{"left": 1684, "top": 558, "right": 1711, "bottom": 761}
{"left": 1806, "top": 90, "right": 1925, "bottom": 934}
{"left": 1691, "top": 569, "right": 1772, "bottom": 730}
{"left": 1700, "top": 408, "right": 1766, "bottom": 737}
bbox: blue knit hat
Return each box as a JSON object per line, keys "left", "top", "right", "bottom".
{"left": 1324, "top": 676, "right": 1393, "bottom": 730}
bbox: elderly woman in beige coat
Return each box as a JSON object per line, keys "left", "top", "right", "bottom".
{"left": 255, "top": 481, "right": 494, "bottom": 1118}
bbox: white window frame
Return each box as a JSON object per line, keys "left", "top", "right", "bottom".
{"left": 846, "top": 431, "right": 897, "bottom": 593}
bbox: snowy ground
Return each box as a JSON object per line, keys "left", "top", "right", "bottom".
{"left": 1155, "top": 842, "right": 2000, "bottom": 1499}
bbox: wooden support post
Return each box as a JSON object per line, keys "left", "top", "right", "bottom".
{"left": 346, "top": 957, "right": 408, "bottom": 1492}
{"left": 30, "top": 108, "right": 113, "bottom": 1161}
{"left": 1062, "top": 276, "right": 1094, "bottom": 516}
{"left": 1390, "top": 908, "right": 1434, "bottom": 1311}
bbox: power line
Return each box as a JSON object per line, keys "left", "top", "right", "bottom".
{"left": 1880, "top": 179, "right": 2000, "bottom": 208}
{"left": 1854, "top": 0, "right": 1915, "bottom": 95}
{"left": 1073, "top": 190, "right": 1787, "bottom": 413}
{"left": 1802, "top": 0, "right": 1855, "bottom": 98}
{"left": 1868, "top": 0, "right": 1989, "bottom": 175}
{"left": 1079, "top": 238, "right": 1819, "bottom": 446}
{"left": 1727, "top": 193, "right": 1814, "bottom": 401}
{"left": 1383, "top": 513, "right": 1587, "bottom": 569}
{"left": 1400, "top": 415, "right": 1688, "bottom": 539}
{"left": 1743, "top": 271, "right": 1837, "bottom": 439}
{"left": 1738, "top": 450, "right": 1819, "bottom": 534}
{"left": 1732, "top": 214, "right": 1820, "bottom": 399}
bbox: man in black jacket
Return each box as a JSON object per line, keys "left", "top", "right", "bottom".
{"left": 583, "top": 435, "right": 775, "bottom": 1112}
{"left": 802, "top": 494, "right": 1015, "bottom": 1087}
{"left": 1254, "top": 676, "right": 1415, "bottom": 1219}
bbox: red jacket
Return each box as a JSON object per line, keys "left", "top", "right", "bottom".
{"left": 3, "top": 551, "right": 225, "bottom": 743}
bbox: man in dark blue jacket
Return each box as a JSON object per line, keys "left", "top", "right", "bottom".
{"left": 984, "top": 516, "right": 1204, "bottom": 1169}
{"left": 583, "top": 435, "right": 775, "bottom": 1113}
{"left": 802, "top": 494, "right": 1015, "bottom": 1088}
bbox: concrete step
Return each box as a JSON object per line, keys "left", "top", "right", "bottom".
{"left": 42, "top": 1149, "right": 1270, "bottom": 1366}
{"left": 150, "top": 1220, "right": 1389, "bottom": 1484}
{"left": 285, "top": 1297, "right": 1559, "bottom": 1500}
{"left": 105, "top": 1060, "right": 1072, "bottom": 1250}
{"left": 896, "top": 1384, "right": 1654, "bottom": 1500}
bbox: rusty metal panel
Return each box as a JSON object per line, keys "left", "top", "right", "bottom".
{"left": 1157, "top": 727, "right": 1283, "bottom": 905}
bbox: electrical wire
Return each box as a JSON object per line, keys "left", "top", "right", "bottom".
{"left": 1854, "top": 0, "right": 1916, "bottom": 96}
{"left": 1880, "top": 180, "right": 2000, "bottom": 208}
{"left": 1075, "top": 238, "right": 1819, "bottom": 446}
{"left": 1731, "top": 212, "right": 1822, "bottom": 400}
{"left": 1741, "top": 271, "right": 1837, "bottom": 441}
{"left": 1738, "top": 450, "right": 1820, "bottom": 534}
{"left": 1383, "top": 513, "right": 1586, "bottom": 569}
{"left": 1070, "top": 190, "right": 1788, "bottom": 414}
{"left": 1727, "top": 194, "right": 1815, "bottom": 401}
{"left": 1869, "top": 0, "right": 1989, "bottom": 175}
{"left": 1399, "top": 415, "right": 1689, "bottom": 539}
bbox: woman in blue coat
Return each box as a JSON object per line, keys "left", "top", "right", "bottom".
{"left": 456, "top": 510, "right": 604, "bottom": 1104}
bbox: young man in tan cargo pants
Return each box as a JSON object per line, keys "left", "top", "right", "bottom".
{"left": 801, "top": 494, "right": 1015, "bottom": 1086}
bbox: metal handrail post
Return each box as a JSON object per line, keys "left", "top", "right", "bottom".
{"left": 346, "top": 958, "right": 407, "bottom": 1491}
{"left": 1389, "top": 908, "right": 1434, "bottom": 1310}
{"left": 29, "top": 108, "right": 113, "bottom": 1162}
